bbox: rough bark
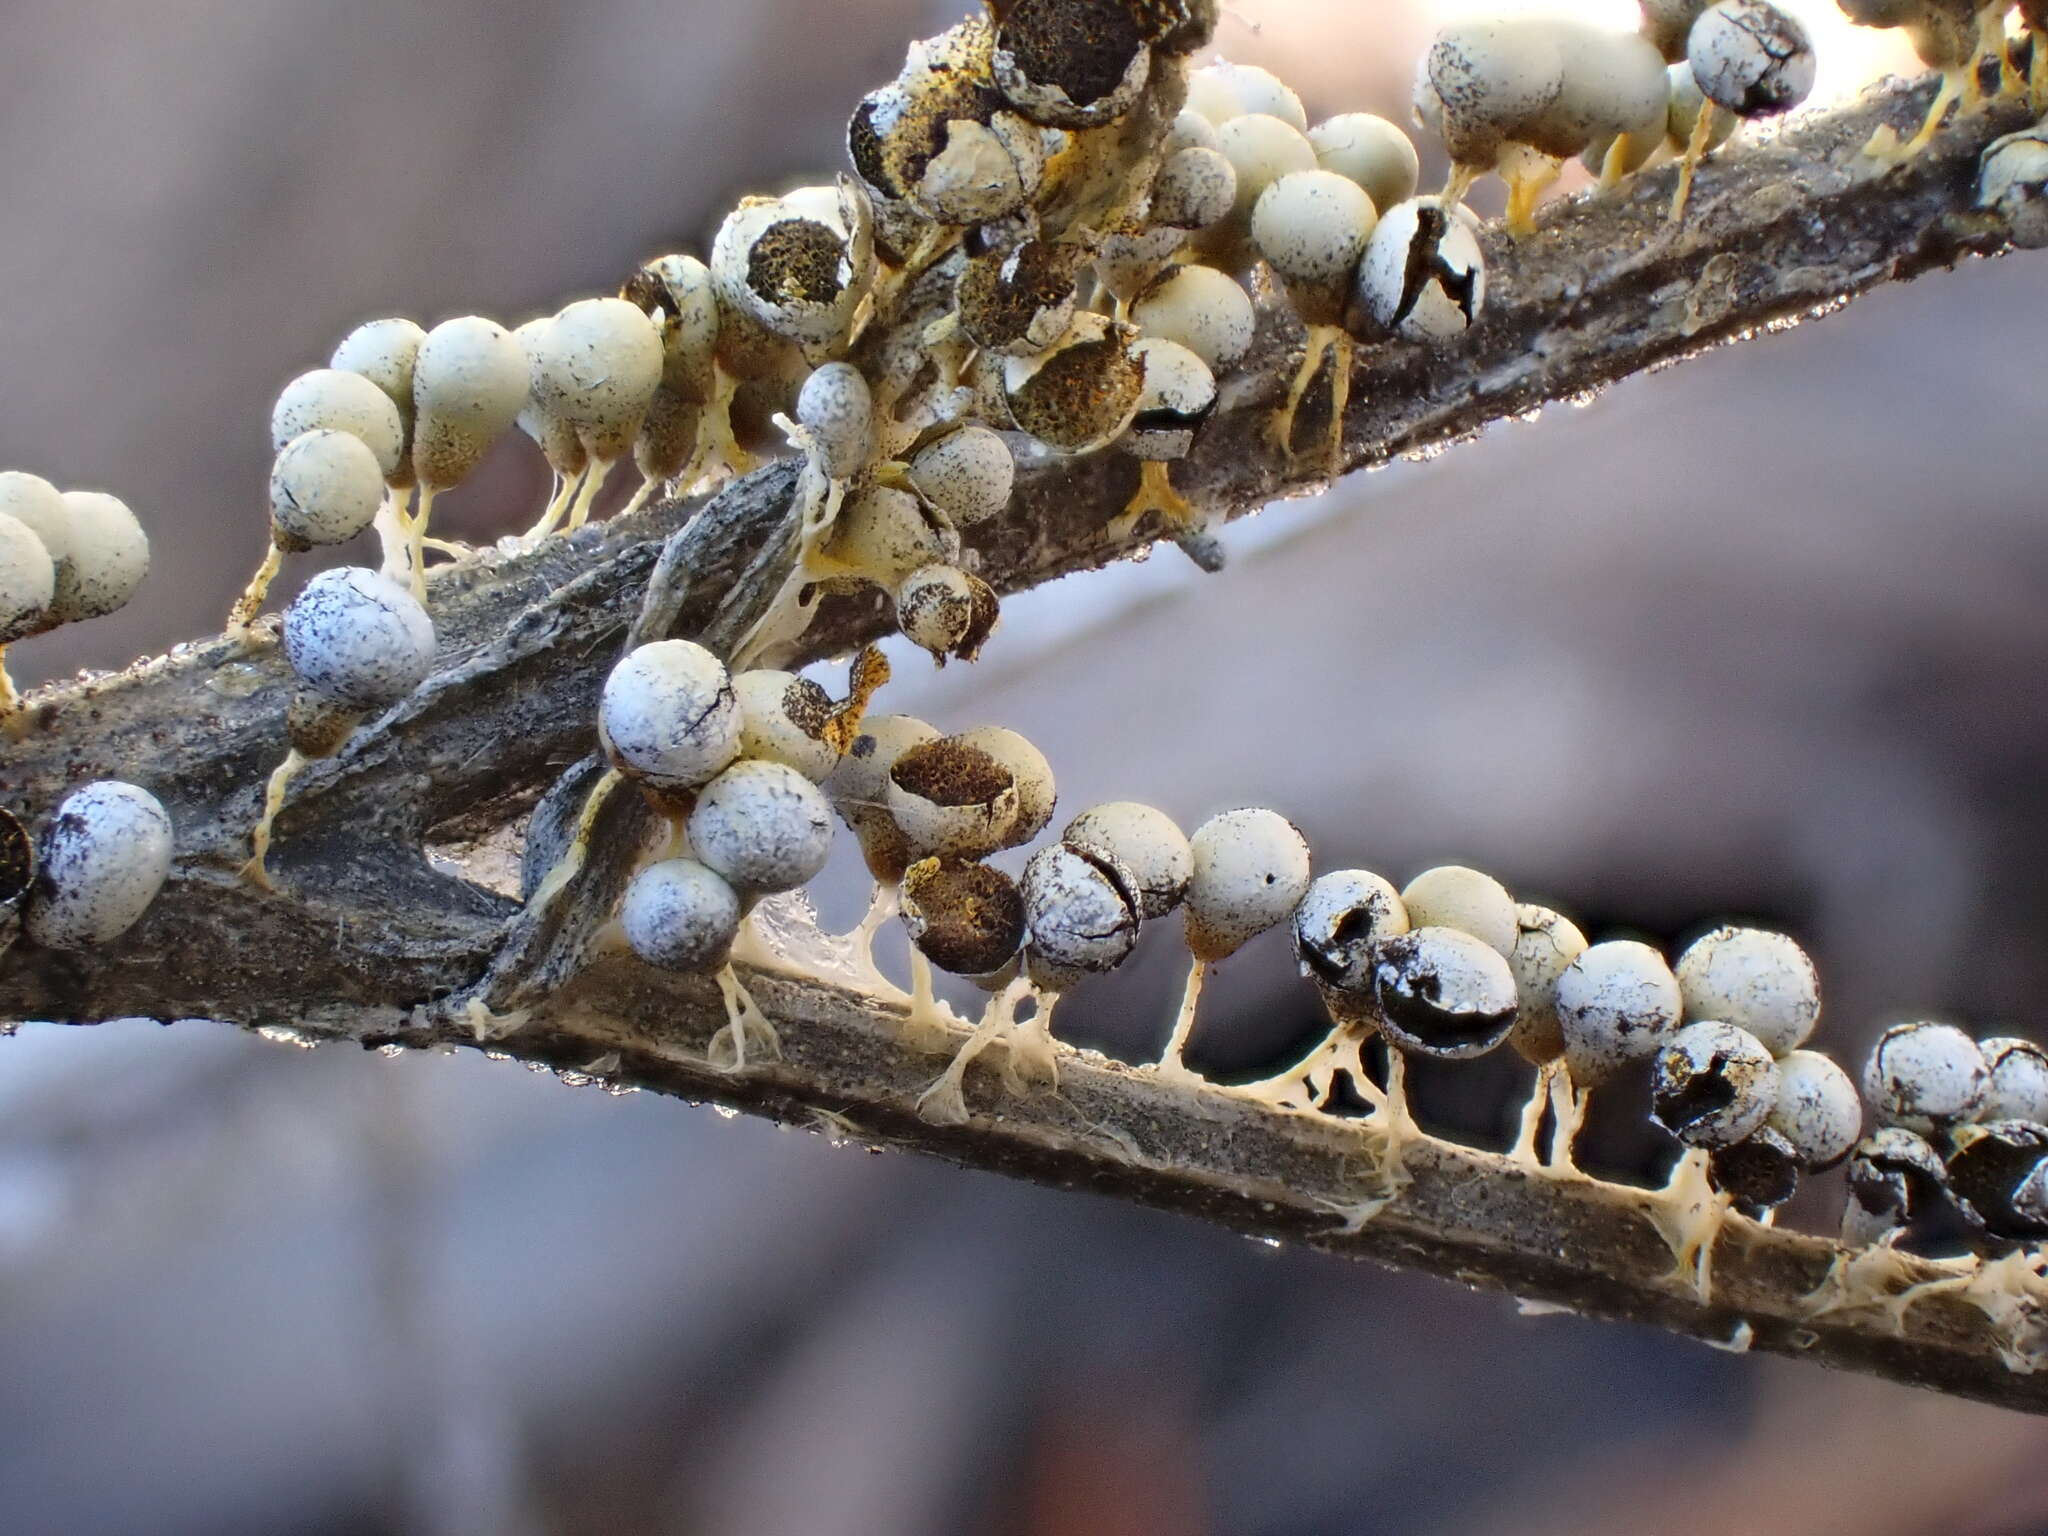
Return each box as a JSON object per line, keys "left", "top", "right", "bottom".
{"left": 3, "top": 78, "right": 2044, "bottom": 1409}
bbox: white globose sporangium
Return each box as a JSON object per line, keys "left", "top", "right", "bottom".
{"left": 599, "top": 640, "right": 743, "bottom": 793}
{"left": 1555, "top": 938, "right": 1683, "bottom": 1084}
{"left": 1063, "top": 802, "right": 1193, "bottom": 921}
{"left": 1863, "top": 1021, "right": 1988, "bottom": 1132}
{"left": 25, "top": 781, "right": 174, "bottom": 950}
{"left": 1674, "top": 925, "right": 1819, "bottom": 1057}
{"left": 622, "top": 857, "right": 742, "bottom": 973}
{"left": 270, "top": 430, "right": 387, "bottom": 548}
{"left": 1183, "top": 808, "right": 1313, "bottom": 961}
{"left": 49, "top": 492, "right": 149, "bottom": 624}
{"left": 282, "top": 567, "right": 437, "bottom": 712}
{"left": 687, "top": 759, "right": 835, "bottom": 895}
{"left": 1400, "top": 863, "right": 1515, "bottom": 957}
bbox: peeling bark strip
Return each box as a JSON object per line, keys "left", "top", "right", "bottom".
{"left": 2, "top": 79, "right": 2044, "bottom": 1408}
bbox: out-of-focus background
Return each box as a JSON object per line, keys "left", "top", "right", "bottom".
{"left": 4, "top": 2, "right": 2045, "bottom": 1532}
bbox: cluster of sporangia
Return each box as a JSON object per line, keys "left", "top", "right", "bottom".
{"left": 8, "top": 0, "right": 2048, "bottom": 1319}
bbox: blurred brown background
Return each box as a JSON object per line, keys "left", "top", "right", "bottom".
{"left": 4, "top": 2, "right": 2047, "bottom": 1533}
